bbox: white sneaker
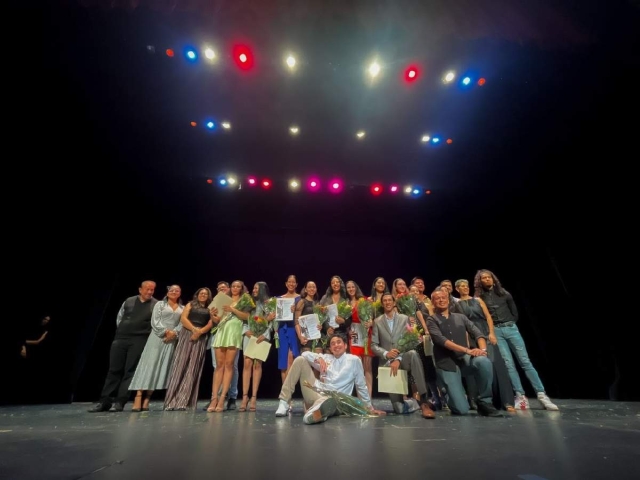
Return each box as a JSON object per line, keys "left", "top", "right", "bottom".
{"left": 303, "top": 397, "right": 337, "bottom": 425}
{"left": 275, "top": 399, "right": 290, "bottom": 417}
{"left": 514, "top": 394, "right": 530, "bottom": 410}
{"left": 537, "top": 393, "right": 559, "bottom": 411}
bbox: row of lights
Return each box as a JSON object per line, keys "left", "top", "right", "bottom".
{"left": 190, "top": 120, "right": 452, "bottom": 144}
{"left": 153, "top": 45, "right": 486, "bottom": 87}
{"left": 206, "top": 176, "right": 432, "bottom": 197}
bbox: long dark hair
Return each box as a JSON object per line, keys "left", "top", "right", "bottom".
{"left": 370, "top": 277, "right": 389, "bottom": 299}
{"left": 191, "top": 287, "right": 213, "bottom": 307}
{"left": 300, "top": 281, "right": 319, "bottom": 301}
{"left": 345, "top": 280, "right": 365, "bottom": 300}
{"left": 473, "top": 269, "right": 508, "bottom": 297}
{"left": 253, "top": 281, "right": 271, "bottom": 304}
{"left": 321, "top": 275, "right": 347, "bottom": 303}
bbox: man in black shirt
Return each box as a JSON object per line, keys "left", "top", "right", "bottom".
{"left": 426, "top": 289, "right": 501, "bottom": 417}
{"left": 88, "top": 281, "right": 157, "bottom": 412}
{"left": 474, "top": 269, "right": 558, "bottom": 411}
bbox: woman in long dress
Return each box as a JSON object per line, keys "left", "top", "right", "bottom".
{"left": 129, "top": 285, "right": 184, "bottom": 411}
{"left": 164, "top": 288, "right": 218, "bottom": 411}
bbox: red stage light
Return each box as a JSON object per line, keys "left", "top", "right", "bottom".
{"left": 371, "top": 184, "right": 383, "bottom": 196}
{"left": 446, "top": 138, "right": 453, "bottom": 144}
{"left": 389, "top": 185, "right": 399, "bottom": 193}
{"left": 166, "top": 49, "right": 174, "bottom": 57}
{"left": 206, "top": 178, "right": 213, "bottom": 184}
{"left": 404, "top": 65, "right": 419, "bottom": 83}
{"left": 426, "top": 190, "right": 432, "bottom": 195}
{"left": 190, "top": 121, "right": 197, "bottom": 127}
{"left": 261, "top": 179, "right": 271, "bottom": 189}
{"left": 232, "top": 45, "right": 254, "bottom": 70}
{"left": 477, "top": 78, "right": 486, "bottom": 86}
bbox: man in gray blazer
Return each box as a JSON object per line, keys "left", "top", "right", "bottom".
{"left": 372, "top": 293, "right": 436, "bottom": 419}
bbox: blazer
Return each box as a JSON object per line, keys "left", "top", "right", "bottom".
{"left": 371, "top": 312, "right": 411, "bottom": 360}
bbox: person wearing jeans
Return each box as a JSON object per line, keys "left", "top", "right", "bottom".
{"left": 474, "top": 269, "right": 558, "bottom": 411}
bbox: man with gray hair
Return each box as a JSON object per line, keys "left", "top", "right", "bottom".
{"left": 88, "top": 281, "right": 157, "bottom": 413}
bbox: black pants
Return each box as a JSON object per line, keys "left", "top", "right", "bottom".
{"left": 465, "top": 343, "right": 514, "bottom": 409}
{"left": 100, "top": 336, "right": 147, "bottom": 405}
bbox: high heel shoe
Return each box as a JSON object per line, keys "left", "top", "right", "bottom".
{"left": 142, "top": 393, "right": 151, "bottom": 411}
{"left": 239, "top": 395, "right": 249, "bottom": 412}
{"left": 249, "top": 396, "right": 257, "bottom": 412}
{"left": 206, "top": 396, "right": 219, "bottom": 413}
{"left": 131, "top": 392, "right": 143, "bottom": 412}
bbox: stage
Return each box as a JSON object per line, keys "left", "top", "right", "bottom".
{"left": 1, "top": 399, "right": 638, "bottom": 480}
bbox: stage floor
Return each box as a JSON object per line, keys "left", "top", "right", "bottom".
{"left": 1, "top": 399, "right": 638, "bottom": 480}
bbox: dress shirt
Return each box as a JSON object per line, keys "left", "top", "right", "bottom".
{"left": 426, "top": 312, "right": 487, "bottom": 372}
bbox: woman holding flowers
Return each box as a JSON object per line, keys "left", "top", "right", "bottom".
{"left": 164, "top": 288, "right": 218, "bottom": 411}
{"left": 295, "top": 281, "right": 322, "bottom": 354}
{"left": 208, "top": 280, "right": 253, "bottom": 413}
{"left": 345, "top": 281, "right": 374, "bottom": 396}
{"left": 239, "top": 282, "right": 275, "bottom": 412}
{"left": 319, "top": 276, "right": 351, "bottom": 343}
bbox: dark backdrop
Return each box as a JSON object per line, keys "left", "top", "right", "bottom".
{"left": 5, "top": 0, "right": 636, "bottom": 404}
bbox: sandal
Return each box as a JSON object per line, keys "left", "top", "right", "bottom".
{"left": 249, "top": 396, "right": 257, "bottom": 412}
{"left": 142, "top": 392, "right": 151, "bottom": 411}
{"left": 239, "top": 395, "right": 249, "bottom": 412}
{"left": 206, "top": 396, "right": 219, "bottom": 413}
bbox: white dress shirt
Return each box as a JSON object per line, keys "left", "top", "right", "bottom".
{"left": 301, "top": 351, "right": 372, "bottom": 406}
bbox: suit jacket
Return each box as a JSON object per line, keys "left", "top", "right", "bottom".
{"left": 371, "top": 312, "right": 411, "bottom": 360}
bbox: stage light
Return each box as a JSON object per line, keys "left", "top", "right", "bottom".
{"left": 369, "top": 61, "right": 381, "bottom": 78}
{"left": 404, "top": 186, "right": 413, "bottom": 194}
{"left": 462, "top": 76, "right": 471, "bottom": 86}
{"left": 389, "top": 185, "right": 399, "bottom": 193}
{"left": 289, "top": 179, "right": 300, "bottom": 190}
{"left": 356, "top": 130, "right": 366, "bottom": 139}
{"left": 286, "top": 55, "right": 296, "bottom": 69}
{"left": 227, "top": 177, "right": 237, "bottom": 186}
{"left": 206, "top": 121, "right": 215, "bottom": 129}
{"left": 412, "top": 188, "right": 421, "bottom": 195}
{"left": 166, "top": 49, "right": 174, "bottom": 57}
{"left": 370, "top": 184, "right": 383, "bottom": 196}
{"left": 219, "top": 178, "right": 227, "bottom": 186}
{"left": 289, "top": 125, "right": 299, "bottom": 135}
{"left": 204, "top": 48, "right": 216, "bottom": 60}
{"left": 404, "top": 65, "right": 419, "bottom": 83}
{"left": 478, "top": 78, "right": 486, "bottom": 86}
{"left": 421, "top": 135, "right": 430, "bottom": 143}
{"left": 247, "top": 176, "right": 257, "bottom": 186}
{"left": 233, "top": 45, "right": 254, "bottom": 70}
{"left": 261, "top": 179, "right": 272, "bottom": 189}
{"left": 222, "top": 122, "right": 231, "bottom": 130}
{"left": 190, "top": 121, "right": 197, "bottom": 127}
{"left": 426, "top": 190, "right": 432, "bottom": 195}
{"left": 446, "top": 138, "right": 453, "bottom": 144}
{"left": 432, "top": 137, "right": 440, "bottom": 144}
{"left": 443, "top": 71, "right": 455, "bottom": 83}
{"left": 185, "top": 48, "right": 197, "bottom": 61}
{"left": 329, "top": 179, "right": 343, "bottom": 193}
{"left": 146, "top": 45, "right": 155, "bottom": 54}
{"left": 206, "top": 178, "right": 213, "bottom": 184}
{"left": 307, "top": 178, "right": 321, "bottom": 192}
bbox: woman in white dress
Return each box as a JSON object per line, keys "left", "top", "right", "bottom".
{"left": 129, "top": 285, "right": 184, "bottom": 411}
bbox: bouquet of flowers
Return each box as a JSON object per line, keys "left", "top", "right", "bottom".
{"left": 356, "top": 298, "right": 374, "bottom": 355}
{"left": 371, "top": 300, "right": 383, "bottom": 318}
{"left": 337, "top": 300, "right": 353, "bottom": 321}
{"left": 396, "top": 293, "right": 417, "bottom": 317}
{"left": 263, "top": 297, "right": 277, "bottom": 316}
{"left": 235, "top": 293, "right": 256, "bottom": 312}
{"left": 303, "top": 381, "right": 380, "bottom": 417}
{"left": 313, "top": 304, "right": 328, "bottom": 324}
{"left": 248, "top": 315, "right": 270, "bottom": 337}
{"left": 396, "top": 323, "right": 422, "bottom": 354}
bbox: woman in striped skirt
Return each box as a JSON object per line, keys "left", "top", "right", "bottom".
{"left": 164, "top": 288, "right": 219, "bottom": 410}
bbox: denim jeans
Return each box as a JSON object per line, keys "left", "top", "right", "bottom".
{"left": 436, "top": 355, "right": 493, "bottom": 415}
{"left": 210, "top": 339, "right": 240, "bottom": 400}
{"left": 494, "top": 323, "right": 545, "bottom": 395}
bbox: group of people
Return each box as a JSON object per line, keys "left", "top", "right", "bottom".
{"left": 87, "top": 270, "right": 559, "bottom": 424}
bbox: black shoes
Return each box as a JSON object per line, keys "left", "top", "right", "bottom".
{"left": 477, "top": 402, "right": 502, "bottom": 417}
{"left": 226, "top": 398, "right": 236, "bottom": 410}
{"left": 87, "top": 403, "right": 111, "bottom": 413}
